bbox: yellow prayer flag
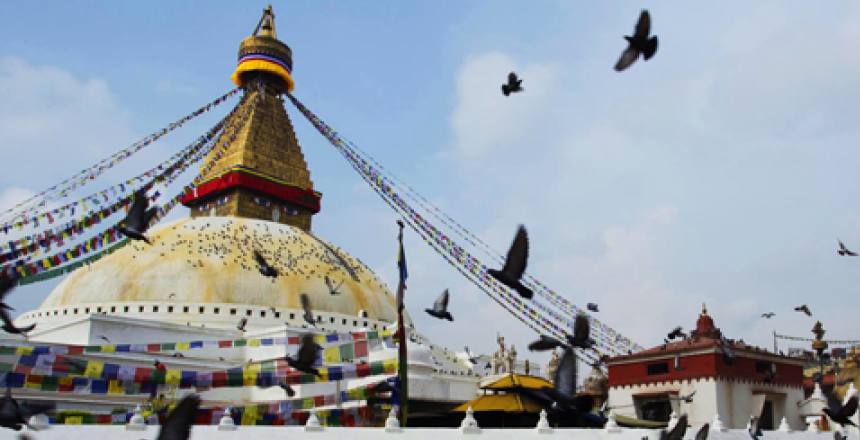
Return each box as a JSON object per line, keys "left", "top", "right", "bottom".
{"left": 108, "top": 380, "right": 124, "bottom": 395}
{"left": 175, "top": 342, "right": 190, "bottom": 351}
{"left": 323, "top": 346, "right": 340, "bottom": 363}
{"left": 15, "top": 346, "right": 33, "bottom": 356}
{"left": 65, "top": 416, "right": 83, "bottom": 425}
{"left": 165, "top": 369, "right": 181, "bottom": 385}
{"left": 383, "top": 358, "right": 398, "bottom": 373}
{"left": 101, "top": 345, "right": 116, "bottom": 354}
{"left": 84, "top": 360, "right": 104, "bottom": 378}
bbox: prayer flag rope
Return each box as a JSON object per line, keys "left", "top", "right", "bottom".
{"left": 0, "top": 88, "right": 240, "bottom": 224}
{"left": 773, "top": 332, "right": 860, "bottom": 345}
{"left": 286, "top": 94, "right": 641, "bottom": 361}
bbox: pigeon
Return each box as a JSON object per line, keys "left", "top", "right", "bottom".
{"left": 98, "top": 335, "right": 111, "bottom": 343}
{"left": 670, "top": 391, "right": 696, "bottom": 403}
{"left": 528, "top": 313, "right": 594, "bottom": 352}
{"left": 749, "top": 416, "right": 763, "bottom": 440}
{"left": 694, "top": 423, "right": 710, "bottom": 440}
{"left": 300, "top": 293, "right": 316, "bottom": 327}
{"left": 501, "top": 72, "right": 523, "bottom": 96}
{"left": 667, "top": 326, "right": 687, "bottom": 340}
{"left": 614, "top": 10, "right": 659, "bottom": 72}
{"left": 488, "top": 225, "right": 533, "bottom": 299}
{"left": 0, "top": 281, "right": 35, "bottom": 335}
{"left": 425, "top": 289, "right": 453, "bottom": 321}
{"left": 464, "top": 346, "right": 479, "bottom": 364}
{"left": 761, "top": 312, "right": 775, "bottom": 319}
{"left": 794, "top": 305, "right": 812, "bottom": 316}
{"left": 117, "top": 189, "right": 158, "bottom": 245}
{"left": 237, "top": 317, "right": 248, "bottom": 332}
{"left": 254, "top": 250, "right": 278, "bottom": 278}
{"left": 154, "top": 394, "right": 200, "bottom": 440}
{"left": 280, "top": 382, "right": 296, "bottom": 398}
{"left": 660, "top": 414, "right": 688, "bottom": 440}
{"left": 285, "top": 333, "right": 322, "bottom": 377}
{"left": 835, "top": 431, "right": 848, "bottom": 440}
{"left": 587, "top": 302, "right": 599, "bottom": 312}
{"left": 718, "top": 339, "right": 735, "bottom": 365}
{"left": 838, "top": 240, "right": 857, "bottom": 256}
{"left": 824, "top": 395, "right": 858, "bottom": 428}
{"left": 0, "top": 388, "right": 53, "bottom": 431}
{"left": 324, "top": 275, "right": 344, "bottom": 295}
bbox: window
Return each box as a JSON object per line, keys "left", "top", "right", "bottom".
{"left": 74, "top": 308, "right": 78, "bottom": 314}
{"left": 647, "top": 363, "right": 669, "bottom": 375}
{"left": 167, "top": 306, "right": 174, "bottom": 313}
{"left": 199, "top": 307, "right": 205, "bottom": 314}
{"left": 214, "top": 307, "right": 220, "bottom": 314}
{"left": 261, "top": 311, "right": 266, "bottom": 318}
{"left": 183, "top": 306, "right": 189, "bottom": 313}
{"left": 635, "top": 395, "right": 672, "bottom": 422}
{"left": 96, "top": 307, "right": 102, "bottom": 313}
{"left": 124, "top": 306, "right": 130, "bottom": 313}
{"left": 289, "top": 313, "right": 295, "bottom": 320}
{"left": 54, "top": 310, "right": 58, "bottom": 316}
{"left": 85, "top": 308, "right": 90, "bottom": 314}
{"left": 246, "top": 309, "right": 252, "bottom": 317}
{"left": 363, "top": 321, "right": 368, "bottom": 327}
{"left": 230, "top": 309, "right": 237, "bottom": 316}
{"left": 110, "top": 306, "right": 116, "bottom": 313}
{"left": 63, "top": 309, "right": 68, "bottom": 315}
{"left": 275, "top": 312, "right": 280, "bottom": 318}
{"left": 138, "top": 306, "right": 144, "bottom": 313}
{"left": 317, "top": 316, "right": 322, "bottom": 322}
{"left": 342, "top": 319, "right": 347, "bottom": 325}
{"left": 372, "top": 324, "right": 378, "bottom": 330}
{"left": 152, "top": 306, "right": 159, "bottom": 313}
{"left": 329, "top": 317, "right": 335, "bottom": 324}
{"left": 353, "top": 320, "right": 357, "bottom": 326}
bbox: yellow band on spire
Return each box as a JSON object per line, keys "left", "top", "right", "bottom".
{"left": 231, "top": 59, "right": 295, "bottom": 92}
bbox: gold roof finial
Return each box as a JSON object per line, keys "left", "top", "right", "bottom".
{"left": 701, "top": 303, "right": 708, "bottom": 315}
{"left": 253, "top": 5, "right": 277, "bottom": 38}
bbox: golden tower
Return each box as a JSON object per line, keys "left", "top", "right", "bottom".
{"left": 182, "top": 5, "right": 320, "bottom": 231}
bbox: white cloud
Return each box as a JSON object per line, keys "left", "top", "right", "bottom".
{"left": 0, "top": 57, "right": 135, "bottom": 184}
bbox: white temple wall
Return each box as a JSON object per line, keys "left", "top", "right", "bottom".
{"left": 608, "top": 378, "right": 719, "bottom": 427}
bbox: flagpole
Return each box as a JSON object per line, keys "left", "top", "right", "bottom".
{"left": 396, "top": 220, "right": 409, "bottom": 427}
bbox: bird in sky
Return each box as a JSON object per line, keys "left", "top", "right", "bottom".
{"left": 425, "top": 289, "right": 453, "bottom": 321}
{"left": 118, "top": 189, "right": 158, "bottom": 245}
{"left": 528, "top": 313, "right": 594, "bottom": 352}
{"left": 501, "top": 72, "right": 523, "bottom": 96}
{"left": 824, "top": 395, "right": 858, "bottom": 428}
{"left": 280, "top": 381, "right": 296, "bottom": 398}
{"left": 614, "top": 10, "right": 659, "bottom": 72}
{"left": 838, "top": 240, "right": 857, "bottom": 256}
{"left": 154, "top": 394, "right": 200, "bottom": 440}
{"left": 761, "top": 312, "right": 775, "bottom": 319}
{"left": 0, "top": 387, "right": 53, "bottom": 431}
{"left": 660, "top": 414, "right": 688, "bottom": 440}
{"left": 794, "top": 305, "right": 812, "bottom": 316}
{"left": 488, "top": 225, "right": 533, "bottom": 299}
{"left": 0, "top": 280, "right": 35, "bottom": 335}
{"left": 667, "top": 326, "right": 687, "bottom": 340}
{"left": 285, "top": 333, "right": 322, "bottom": 377}
{"left": 587, "top": 303, "right": 600, "bottom": 312}
{"left": 254, "top": 250, "right": 278, "bottom": 278}
{"left": 237, "top": 317, "right": 248, "bottom": 332}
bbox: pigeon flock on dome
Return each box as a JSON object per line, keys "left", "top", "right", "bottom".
{"left": 0, "top": 4, "right": 857, "bottom": 440}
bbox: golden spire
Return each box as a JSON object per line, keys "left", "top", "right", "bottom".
{"left": 254, "top": 5, "right": 277, "bottom": 38}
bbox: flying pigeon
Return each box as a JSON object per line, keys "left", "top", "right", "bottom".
{"left": 501, "top": 72, "right": 523, "bottom": 96}
{"left": 98, "top": 335, "right": 111, "bottom": 343}
{"left": 587, "top": 303, "right": 599, "bottom": 312}
{"left": 324, "top": 275, "right": 344, "bottom": 295}
{"left": 254, "top": 250, "right": 278, "bottom": 278}
{"left": 118, "top": 189, "right": 158, "bottom": 245}
{"left": 838, "top": 240, "right": 857, "bottom": 256}
{"left": 237, "top": 317, "right": 248, "bottom": 332}
{"left": 0, "top": 387, "right": 53, "bottom": 431}
{"left": 528, "top": 313, "right": 594, "bottom": 351}
{"left": 425, "top": 289, "right": 453, "bottom": 321}
{"left": 761, "top": 312, "right": 775, "bottom": 319}
{"left": 280, "top": 382, "right": 296, "bottom": 398}
{"left": 667, "top": 326, "right": 687, "bottom": 340}
{"left": 614, "top": 10, "right": 659, "bottom": 72}
{"left": 670, "top": 391, "right": 696, "bottom": 403}
{"left": 154, "top": 394, "right": 200, "bottom": 440}
{"left": 285, "top": 333, "right": 322, "bottom": 377}
{"left": 749, "top": 415, "right": 763, "bottom": 440}
{"left": 464, "top": 346, "right": 479, "bottom": 364}
{"left": 824, "top": 395, "right": 858, "bottom": 428}
{"left": 694, "top": 423, "right": 710, "bottom": 440}
{"left": 0, "top": 280, "right": 35, "bottom": 335}
{"left": 835, "top": 431, "right": 848, "bottom": 440}
{"left": 488, "top": 225, "right": 533, "bottom": 299}
{"left": 660, "top": 414, "right": 688, "bottom": 440}
{"left": 300, "top": 293, "right": 315, "bottom": 327}
{"left": 794, "top": 305, "right": 812, "bottom": 316}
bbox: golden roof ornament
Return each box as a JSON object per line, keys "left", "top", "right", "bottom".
{"left": 231, "top": 5, "right": 294, "bottom": 93}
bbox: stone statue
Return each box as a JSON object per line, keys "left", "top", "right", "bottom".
{"left": 524, "top": 359, "right": 530, "bottom": 376}
{"left": 508, "top": 344, "right": 517, "bottom": 373}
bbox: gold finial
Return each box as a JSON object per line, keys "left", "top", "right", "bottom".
{"left": 701, "top": 303, "right": 708, "bottom": 315}
{"left": 253, "top": 5, "right": 277, "bottom": 38}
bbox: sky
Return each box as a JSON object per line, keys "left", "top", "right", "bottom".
{"left": 1, "top": 2, "right": 859, "bottom": 370}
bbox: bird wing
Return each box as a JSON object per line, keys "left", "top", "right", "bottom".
{"left": 156, "top": 394, "right": 200, "bottom": 440}
{"left": 124, "top": 190, "right": 149, "bottom": 230}
{"left": 695, "top": 423, "right": 710, "bottom": 440}
{"left": 553, "top": 347, "right": 577, "bottom": 398}
{"left": 839, "top": 240, "right": 848, "bottom": 251}
{"left": 142, "top": 207, "right": 159, "bottom": 230}
{"left": 433, "top": 289, "right": 449, "bottom": 311}
{"left": 840, "top": 395, "right": 858, "bottom": 419}
{"left": 508, "top": 72, "right": 518, "bottom": 84}
{"left": 635, "top": 10, "right": 651, "bottom": 39}
{"left": 0, "top": 276, "right": 13, "bottom": 298}
{"left": 614, "top": 47, "right": 640, "bottom": 71}
{"left": 528, "top": 335, "right": 565, "bottom": 351}
{"left": 572, "top": 313, "right": 591, "bottom": 347}
{"left": 0, "top": 306, "right": 16, "bottom": 330}
{"left": 502, "top": 225, "right": 529, "bottom": 278}
{"left": 642, "top": 36, "right": 659, "bottom": 60}
{"left": 848, "top": 250, "right": 859, "bottom": 256}
{"left": 254, "top": 251, "right": 267, "bottom": 268}
{"left": 666, "top": 414, "right": 688, "bottom": 440}
{"left": 297, "top": 336, "right": 321, "bottom": 367}
{"left": 300, "top": 293, "right": 312, "bottom": 316}
{"left": 324, "top": 275, "right": 334, "bottom": 291}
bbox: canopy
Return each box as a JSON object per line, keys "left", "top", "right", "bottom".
{"left": 481, "top": 373, "right": 553, "bottom": 391}
{"left": 452, "top": 393, "right": 545, "bottom": 413}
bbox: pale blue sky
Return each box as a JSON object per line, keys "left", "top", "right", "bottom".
{"left": 1, "top": 2, "right": 859, "bottom": 362}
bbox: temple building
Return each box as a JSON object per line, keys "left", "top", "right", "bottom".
{"left": 605, "top": 305, "right": 807, "bottom": 431}
{"left": 7, "top": 6, "right": 488, "bottom": 424}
